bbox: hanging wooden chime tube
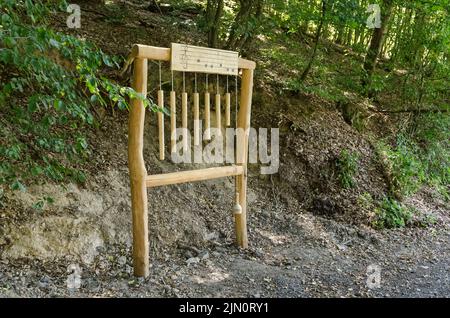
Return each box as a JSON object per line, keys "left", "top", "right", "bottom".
{"left": 182, "top": 72, "right": 188, "bottom": 151}
{"left": 193, "top": 73, "right": 200, "bottom": 146}
{"left": 215, "top": 74, "right": 221, "bottom": 135}
{"left": 204, "top": 74, "right": 211, "bottom": 140}
{"left": 157, "top": 62, "right": 164, "bottom": 160}
{"left": 170, "top": 70, "right": 176, "bottom": 155}
{"left": 225, "top": 75, "right": 231, "bottom": 126}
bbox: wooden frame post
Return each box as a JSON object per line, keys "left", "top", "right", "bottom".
{"left": 128, "top": 57, "right": 149, "bottom": 277}
{"left": 235, "top": 68, "right": 254, "bottom": 248}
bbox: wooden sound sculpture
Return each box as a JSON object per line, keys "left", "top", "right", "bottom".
{"left": 127, "top": 43, "right": 256, "bottom": 277}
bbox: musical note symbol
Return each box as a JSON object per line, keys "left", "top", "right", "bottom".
{"left": 181, "top": 44, "right": 188, "bottom": 69}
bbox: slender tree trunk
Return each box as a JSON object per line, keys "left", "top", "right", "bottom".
{"left": 362, "top": 0, "right": 394, "bottom": 95}
{"left": 391, "top": 7, "right": 409, "bottom": 60}
{"left": 354, "top": 27, "right": 361, "bottom": 46}
{"left": 380, "top": 5, "right": 398, "bottom": 59}
{"left": 205, "top": 0, "right": 224, "bottom": 48}
{"left": 226, "top": 0, "right": 264, "bottom": 51}
{"left": 322, "top": 23, "right": 330, "bottom": 40}
{"left": 358, "top": 27, "right": 366, "bottom": 48}
{"left": 336, "top": 25, "right": 344, "bottom": 44}
{"left": 239, "top": 0, "right": 264, "bottom": 51}
{"left": 226, "top": 0, "right": 253, "bottom": 49}
{"left": 300, "top": 0, "right": 327, "bottom": 82}
{"left": 346, "top": 28, "right": 353, "bottom": 46}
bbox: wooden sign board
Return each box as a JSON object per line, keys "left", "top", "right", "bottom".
{"left": 171, "top": 43, "right": 239, "bottom": 76}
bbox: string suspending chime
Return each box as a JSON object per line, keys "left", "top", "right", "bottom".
{"left": 127, "top": 43, "right": 255, "bottom": 277}
{"left": 154, "top": 51, "right": 241, "bottom": 215}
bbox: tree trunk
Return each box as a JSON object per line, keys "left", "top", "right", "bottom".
{"left": 357, "top": 27, "right": 366, "bottom": 48}
{"left": 391, "top": 7, "right": 408, "bottom": 60}
{"left": 238, "top": 0, "right": 264, "bottom": 51}
{"left": 300, "top": 0, "right": 327, "bottom": 82}
{"left": 322, "top": 23, "right": 330, "bottom": 40}
{"left": 362, "top": 0, "right": 394, "bottom": 95}
{"left": 354, "top": 27, "right": 361, "bottom": 46}
{"left": 205, "top": 0, "right": 224, "bottom": 48}
{"left": 336, "top": 26, "right": 344, "bottom": 44}
{"left": 346, "top": 28, "right": 353, "bottom": 46}
{"left": 226, "top": 0, "right": 263, "bottom": 51}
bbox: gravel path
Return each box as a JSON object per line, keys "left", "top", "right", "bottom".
{"left": 1, "top": 214, "right": 448, "bottom": 298}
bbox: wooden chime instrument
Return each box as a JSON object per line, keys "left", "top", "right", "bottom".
{"left": 127, "top": 43, "right": 255, "bottom": 277}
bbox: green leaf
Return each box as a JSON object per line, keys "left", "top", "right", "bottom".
{"left": 53, "top": 99, "right": 63, "bottom": 111}
{"left": 49, "top": 38, "right": 60, "bottom": 49}
{"left": 102, "top": 55, "right": 113, "bottom": 67}
{"left": 4, "top": 37, "right": 16, "bottom": 47}
{"left": 1, "top": 14, "right": 12, "bottom": 25}
{"left": 28, "top": 95, "right": 39, "bottom": 112}
{"left": 30, "top": 165, "right": 44, "bottom": 176}
{"left": 117, "top": 100, "right": 127, "bottom": 110}
{"left": 32, "top": 200, "right": 45, "bottom": 210}
{"left": 11, "top": 180, "right": 26, "bottom": 192}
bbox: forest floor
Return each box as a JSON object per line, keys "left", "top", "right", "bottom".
{"left": 0, "top": 0, "right": 449, "bottom": 297}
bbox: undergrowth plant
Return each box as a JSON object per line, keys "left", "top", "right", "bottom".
{"left": 0, "top": 0, "right": 156, "bottom": 190}
{"left": 372, "top": 197, "right": 413, "bottom": 229}
{"left": 376, "top": 136, "right": 425, "bottom": 198}
{"left": 376, "top": 113, "right": 449, "bottom": 200}
{"left": 336, "top": 149, "right": 359, "bottom": 189}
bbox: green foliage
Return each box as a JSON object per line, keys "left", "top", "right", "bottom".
{"left": 373, "top": 197, "right": 413, "bottom": 229}
{"left": 364, "top": 73, "right": 388, "bottom": 96}
{"left": 262, "top": 0, "right": 449, "bottom": 108}
{"left": 336, "top": 149, "right": 359, "bottom": 189}
{"left": 376, "top": 136, "right": 425, "bottom": 197}
{"left": 413, "top": 113, "right": 450, "bottom": 190}
{"left": 376, "top": 113, "right": 449, "bottom": 198}
{"left": 358, "top": 191, "right": 373, "bottom": 206}
{"left": 388, "top": 0, "right": 450, "bottom": 106}
{"left": 0, "top": 0, "right": 154, "bottom": 190}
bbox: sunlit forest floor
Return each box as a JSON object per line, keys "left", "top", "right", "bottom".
{"left": 0, "top": 0, "right": 449, "bottom": 297}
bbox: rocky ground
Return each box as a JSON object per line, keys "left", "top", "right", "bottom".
{"left": 0, "top": 0, "right": 449, "bottom": 298}
{"left": 1, "top": 198, "right": 449, "bottom": 298}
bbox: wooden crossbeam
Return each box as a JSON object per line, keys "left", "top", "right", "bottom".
{"left": 146, "top": 166, "right": 244, "bottom": 188}
{"left": 130, "top": 44, "right": 256, "bottom": 70}
{"left": 171, "top": 43, "right": 239, "bottom": 75}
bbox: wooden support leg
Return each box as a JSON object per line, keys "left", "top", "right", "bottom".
{"left": 234, "top": 68, "right": 254, "bottom": 249}
{"left": 235, "top": 173, "right": 248, "bottom": 247}
{"left": 128, "top": 58, "right": 149, "bottom": 277}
